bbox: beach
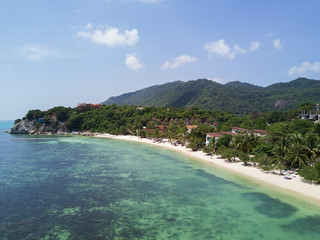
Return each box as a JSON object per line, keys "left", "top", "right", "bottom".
{"left": 95, "top": 133, "right": 320, "bottom": 203}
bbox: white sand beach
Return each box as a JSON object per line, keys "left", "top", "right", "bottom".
{"left": 95, "top": 134, "right": 320, "bottom": 203}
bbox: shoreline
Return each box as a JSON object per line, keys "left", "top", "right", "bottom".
{"left": 95, "top": 133, "right": 320, "bottom": 204}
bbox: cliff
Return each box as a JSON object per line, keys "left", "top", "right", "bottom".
{"left": 10, "top": 119, "right": 69, "bottom": 135}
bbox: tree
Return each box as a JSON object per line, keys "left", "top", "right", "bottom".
{"left": 285, "top": 134, "right": 310, "bottom": 168}
{"left": 290, "top": 119, "right": 314, "bottom": 136}
{"left": 202, "top": 142, "right": 215, "bottom": 155}
{"left": 216, "top": 134, "right": 233, "bottom": 148}
{"left": 187, "top": 128, "right": 205, "bottom": 151}
{"left": 232, "top": 132, "right": 259, "bottom": 154}
{"left": 254, "top": 154, "right": 273, "bottom": 171}
{"left": 26, "top": 110, "right": 44, "bottom": 120}
{"left": 238, "top": 151, "right": 250, "bottom": 165}
{"left": 217, "top": 147, "right": 239, "bottom": 162}
{"left": 271, "top": 134, "right": 289, "bottom": 174}
{"left": 299, "top": 162, "right": 320, "bottom": 183}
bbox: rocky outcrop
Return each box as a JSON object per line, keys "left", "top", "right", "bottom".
{"left": 10, "top": 119, "right": 69, "bottom": 135}
{"left": 10, "top": 119, "right": 37, "bottom": 134}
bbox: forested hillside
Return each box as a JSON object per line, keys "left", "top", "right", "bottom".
{"left": 102, "top": 78, "right": 320, "bottom": 113}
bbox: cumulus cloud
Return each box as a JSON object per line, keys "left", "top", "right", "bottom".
{"left": 125, "top": 53, "right": 144, "bottom": 71}
{"left": 77, "top": 25, "right": 139, "bottom": 47}
{"left": 249, "top": 41, "right": 260, "bottom": 51}
{"left": 161, "top": 55, "right": 196, "bottom": 70}
{"left": 21, "top": 45, "right": 56, "bottom": 62}
{"left": 204, "top": 39, "right": 246, "bottom": 59}
{"left": 84, "top": 23, "right": 93, "bottom": 30}
{"left": 273, "top": 39, "right": 283, "bottom": 50}
{"left": 288, "top": 61, "right": 320, "bottom": 76}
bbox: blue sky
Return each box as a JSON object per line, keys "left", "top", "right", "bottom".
{"left": 1, "top": 0, "right": 320, "bottom": 120}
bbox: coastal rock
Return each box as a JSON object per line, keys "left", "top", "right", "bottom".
{"left": 10, "top": 119, "right": 37, "bottom": 134}
{"left": 9, "top": 119, "right": 71, "bottom": 135}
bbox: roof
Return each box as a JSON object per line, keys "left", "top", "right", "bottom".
{"left": 231, "top": 127, "right": 248, "bottom": 132}
{"left": 144, "top": 129, "right": 154, "bottom": 133}
{"left": 207, "top": 132, "right": 236, "bottom": 137}
{"left": 250, "top": 129, "right": 268, "bottom": 135}
{"left": 219, "top": 131, "right": 237, "bottom": 136}
{"left": 186, "top": 125, "right": 198, "bottom": 130}
{"left": 231, "top": 127, "right": 267, "bottom": 135}
{"left": 157, "top": 125, "right": 166, "bottom": 131}
{"left": 207, "top": 132, "right": 223, "bottom": 138}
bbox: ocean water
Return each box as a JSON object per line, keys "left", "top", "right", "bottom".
{"left": 1, "top": 121, "right": 320, "bottom": 240}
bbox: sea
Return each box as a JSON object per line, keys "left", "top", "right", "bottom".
{"left": 0, "top": 120, "right": 320, "bottom": 240}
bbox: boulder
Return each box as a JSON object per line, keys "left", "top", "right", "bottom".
{"left": 9, "top": 119, "right": 37, "bottom": 134}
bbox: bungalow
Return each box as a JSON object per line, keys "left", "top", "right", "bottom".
{"left": 157, "top": 125, "right": 166, "bottom": 132}
{"left": 231, "top": 127, "right": 249, "bottom": 134}
{"left": 231, "top": 127, "right": 267, "bottom": 136}
{"left": 206, "top": 132, "right": 236, "bottom": 146}
{"left": 186, "top": 125, "right": 198, "bottom": 133}
{"left": 250, "top": 129, "right": 267, "bottom": 136}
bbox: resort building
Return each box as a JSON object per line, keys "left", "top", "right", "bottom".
{"left": 77, "top": 103, "right": 101, "bottom": 112}
{"left": 231, "top": 127, "right": 267, "bottom": 136}
{"left": 186, "top": 125, "right": 198, "bottom": 133}
{"left": 206, "top": 128, "right": 267, "bottom": 146}
{"left": 206, "top": 132, "right": 236, "bottom": 146}
{"left": 300, "top": 105, "right": 320, "bottom": 122}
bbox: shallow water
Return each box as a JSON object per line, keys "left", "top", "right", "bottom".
{"left": 1, "top": 123, "right": 320, "bottom": 239}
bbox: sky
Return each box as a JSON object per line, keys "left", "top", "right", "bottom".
{"left": 1, "top": 0, "right": 320, "bottom": 120}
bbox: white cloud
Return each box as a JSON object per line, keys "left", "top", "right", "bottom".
{"left": 273, "top": 39, "right": 282, "bottom": 50}
{"left": 77, "top": 25, "right": 139, "bottom": 47}
{"left": 125, "top": 53, "right": 143, "bottom": 71}
{"left": 21, "top": 45, "right": 56, "bottom": 62}
{"left": 19, "top": 44, "right": 79, "bottom": 62}
{"left": 288, "top": 61, "right": 320, "bottom": 76}
{"left": 234, "top": 45, "right": 246, "bottom": 54}
{"left": 84, "top": 23, "right": 93, "bottom": 30}
{"left": 249, "top": 41, "right": 260, "bottom": 51}
{"left": 138, "top": 0, "right": 163, "bottom": 3}
{"left": 204, "top": 39, "right": 246, "bottom": 59}
{"left": 161, "top": 55, "right": 196, "bottom": 70}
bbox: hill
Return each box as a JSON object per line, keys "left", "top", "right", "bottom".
{"left": 101, "top": 78, "right": 320, "bottom": 113}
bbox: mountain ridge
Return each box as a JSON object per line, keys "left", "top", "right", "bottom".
{"left": 102, "top": 78, "right": 320, "bottom": 113}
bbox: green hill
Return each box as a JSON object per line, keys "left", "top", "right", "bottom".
{"left": 102, "top": 78, "right": 320, "bottom": 113}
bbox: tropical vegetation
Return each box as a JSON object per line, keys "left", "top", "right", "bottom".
{"left": 102, "top": 77, "right": 320, "bottom": 114}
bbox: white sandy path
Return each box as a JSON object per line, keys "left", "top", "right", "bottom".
{"left": 95, "top": 134, "right": 320, "bottom": 203}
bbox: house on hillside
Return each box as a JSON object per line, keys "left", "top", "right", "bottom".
{"left": 300, "top": 105, "right": 320, "bottom": 122}
{"left": 77, "top": 103, "right": 101, "bottom": 112}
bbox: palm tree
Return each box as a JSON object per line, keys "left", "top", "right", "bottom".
{"left": 232, "top": 132, "right": 259, "bottom": 154}
{"left": 285, "top": 134, "right": 310, "bottom": 169}
{"left": 304, "top": 132, "right": 320, "bottom": 165}
{"left": 271, "top": 134, "right": 289, "bottom": 174}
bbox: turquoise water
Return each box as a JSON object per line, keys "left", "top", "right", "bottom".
{"left": 1, "top": 122, "right": 320, "bottom": 239}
